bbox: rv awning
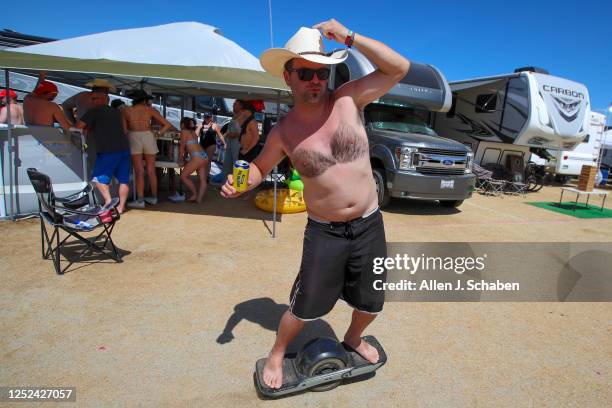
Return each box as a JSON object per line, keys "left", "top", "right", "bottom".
{"left": 449, "top": 75, "right": 519, "bottom": 92}
{"left": 0, "top": 49, "right": 291, "bottom": 102}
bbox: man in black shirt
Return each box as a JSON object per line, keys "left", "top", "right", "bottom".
{"left": 77, "top": 94, "right": 131, "bottom": 213}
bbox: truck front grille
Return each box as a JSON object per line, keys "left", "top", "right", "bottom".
{"left": 415, "top": 148, "right": 468, "bottom": 176}
{"left": 416, "top": 168, "right": 466, "bottom": 176}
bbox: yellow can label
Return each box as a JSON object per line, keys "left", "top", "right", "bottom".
{"left": 233, "top": 161, "right": 250, "bottom": 192}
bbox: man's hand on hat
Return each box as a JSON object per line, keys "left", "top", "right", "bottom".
{"left": 313, "top": 19, "right": 350, "bottom": 44}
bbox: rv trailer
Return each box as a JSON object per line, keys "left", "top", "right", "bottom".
{"left": 432, "top": 67, "right": 591, "bottom": 172}
{"left": 601, "top": 129, "right": 612, "bottom": 170}
{"left": 545, "top": 112, "right": 605, "bottom": 179}
{"left": 329, "top": 49, "right": 475, "bottom": 208}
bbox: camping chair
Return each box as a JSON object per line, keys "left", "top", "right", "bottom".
{"left": 27, "top": 168, "right": 123, "bottom": 275}
{"left": 482, "top": 163, "right": 519, "bottom": 196}
{"left": 473, "top": 163, "right": 505, "bottom": 196}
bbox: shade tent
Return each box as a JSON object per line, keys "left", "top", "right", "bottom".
{"left": 0, "top": 22, "right": 291, "bottom": 101}
{"left": 11, "top": 22, "right": 263, "bottom": 69}
{"left": 0, "top": 22, "right": 291, "bottom": 234}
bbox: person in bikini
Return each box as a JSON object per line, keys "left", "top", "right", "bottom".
{"left": 221, "top": 19, "right": 410, "bottom": 389}
{"left": 178, "top": 117, "right": 209, "bottom": 203}
{"left": 123, "top": 90, "right": 174, "bottom": 208}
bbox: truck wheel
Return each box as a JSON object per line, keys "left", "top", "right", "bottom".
{"left": 372, "top": 168, "right": 391, "bottom": 208}
{"left": 440, "top": 200, "right": 463, "bottom": 208}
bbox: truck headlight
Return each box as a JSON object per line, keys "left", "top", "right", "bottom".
{"left": 465, "top": 152, "right": 474, "bottom": 174}
{"left": 395, "top": 146, "right": 418, "bottom": 170}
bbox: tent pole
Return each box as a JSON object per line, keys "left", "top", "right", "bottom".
{"left": 180, "top": 95, "right": 185, "bottom": 120}
{"left": 5, "top": 69, "right": 15, "bottom": 220}
{"left": 272, "top": 91, "right": 281, "bottom": 238}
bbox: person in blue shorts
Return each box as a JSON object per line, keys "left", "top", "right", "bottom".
{"left": 77, "top": 94, "right": 131, "bottom": 213}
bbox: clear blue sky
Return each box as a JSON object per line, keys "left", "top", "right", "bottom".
{"left": 6, "top": 0, "right": 612, "bottom": 119}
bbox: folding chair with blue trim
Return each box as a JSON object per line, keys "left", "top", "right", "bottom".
{"left": 27, "top": 168, "right": 123, "bottom": 275}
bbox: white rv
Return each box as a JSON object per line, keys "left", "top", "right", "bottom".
{"left": 432, "top": 67, "right": 591, "bottom": 171}
{"left": 601, "top": 129, "right": 612, "bottom": 169}
{"left": 545, "top": 111, "right": 605, "bottom": 177}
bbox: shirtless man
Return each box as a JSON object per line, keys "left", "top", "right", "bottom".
{"left": 23, "top": 80, "right": 71, "bottom": 132}
{"left": 0, "top": 89, "right": 24, "bottom": 125}
{"left": 221, "top": 19, "right": 409, "bottom": 389}
{"left": 123, "top": 90, "right": 174, "bottom": 208}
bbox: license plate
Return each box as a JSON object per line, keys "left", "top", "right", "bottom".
{"left": 440, "top": 180, "right": 455, "bottom": 189}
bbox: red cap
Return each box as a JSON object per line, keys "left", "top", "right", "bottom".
{"left": 246, "top": 99, "right": 265, "bottom": 112}
{"left": 33, "top": 81, "right": 58, "bottom": 97}
{"left": 0, "top": 89, "right": 18, "bottom": 99}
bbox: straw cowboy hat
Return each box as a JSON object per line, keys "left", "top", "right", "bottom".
{"left": 85, "top": 78, "right": 116, "bottom": 92}
{"left": 260, "top": 27, "right": 348, "bottom": 77}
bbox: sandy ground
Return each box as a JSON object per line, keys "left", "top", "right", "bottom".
{"left": 1, "top": 185, "right": 611, "bottom": 407}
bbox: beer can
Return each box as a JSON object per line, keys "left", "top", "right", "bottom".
{"left": 233, "top": 160, "right": 250, "bottom": 192}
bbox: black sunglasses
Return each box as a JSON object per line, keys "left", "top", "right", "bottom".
{"left": 286, "top": 67, "right": 331, "bottom": 81}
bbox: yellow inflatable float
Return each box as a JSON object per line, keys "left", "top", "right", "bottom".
{"left": 255, "top": 188, "right": 307, "bottom": 214}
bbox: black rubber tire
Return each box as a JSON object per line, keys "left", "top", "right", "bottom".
{"left": 439, "top": 200, "right": 464, "bottom": 208}
{"left": 308, "top": 357, "right": 346, "bottom": 392}
{"left": 372, "top": 167, "right": 391, "bottom": 208}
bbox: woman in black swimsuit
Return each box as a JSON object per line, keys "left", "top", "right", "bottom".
{"left": 196, "top": 112, "right": 225, "bottom": 181}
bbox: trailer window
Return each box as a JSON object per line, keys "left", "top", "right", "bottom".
{"left": 481, "top": 148, "right": 501, "bottom": 165}
{"left": 475, "top": 93, "right": 497, "bottom": 113}
{"left": 165, "top": 95, "right": 184, "bottom": 108}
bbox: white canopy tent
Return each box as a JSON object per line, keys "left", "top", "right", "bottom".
{"left": 11, "top": 22, "right": 264, "bottom": 70}
{"left": 2, "top": 22, "right": 291, "bottom": 100}
{"left": 0, "top": 22, "right": 291, "bottom": 235}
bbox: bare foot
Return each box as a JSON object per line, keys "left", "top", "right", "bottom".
{"left": 117, "top": 207, "right": 124, "bottom": 214}
{"left": 343, "top": 337, "right": 379, "bottom": 364}
{"left": 262, "top": 351, "right": 284, "bottom": 389}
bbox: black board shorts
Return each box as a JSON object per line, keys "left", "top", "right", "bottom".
{"left": 289, "top": 208, "right": 387, "bottom": 320}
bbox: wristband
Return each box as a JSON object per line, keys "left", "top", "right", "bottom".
{"left": 344, "top": 30, "right": 355, "bottom": 48}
